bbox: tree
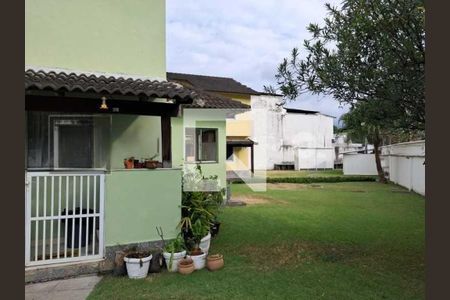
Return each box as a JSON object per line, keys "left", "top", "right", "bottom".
{"left": 340, "top": 101, "right": 397, "bottom": 183}
{"left": 268, "top": 0, "right": 425, "bottom": 131}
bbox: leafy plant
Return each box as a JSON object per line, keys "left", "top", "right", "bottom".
{"left": 147, "top": 153, "right": 159, "bottom": 161}
{"left": 189, "top": 219, "right": 210, "bottom": 251}
{"left": 162, "top": 233, "right": 186, "bottom": 270}
{"left": 179, "top": 165, "right": 225, "bottom": 250}
{"left": 163, "top": 234, "right": 185, "bottom": 254}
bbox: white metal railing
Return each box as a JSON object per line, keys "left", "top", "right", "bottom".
{"left": 25, "top": 171, "right": 104, "bottom": 266}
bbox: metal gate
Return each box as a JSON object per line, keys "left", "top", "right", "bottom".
{"left": 25, "top": 171, "right": 104, "bottom": 266}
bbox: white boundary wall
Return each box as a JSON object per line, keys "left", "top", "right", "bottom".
{"left": 383, "top": 140, "right": 425, "bottom": 196}
{"left": 342, "top": 140, "right": 425, "bottom": 196}
{"left": 343, "top": 154, "right": 378, "bottom": 175}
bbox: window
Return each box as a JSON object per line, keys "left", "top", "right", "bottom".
{"left": 26, "top": 112, "right": 110, "bottom": 169}
{"left": 226, "top": 144, "right": 234, "bottom": 161}
{"left": 185, "top": 128, "right": 218, "bottom": 163}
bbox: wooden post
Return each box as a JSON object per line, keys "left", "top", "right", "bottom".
{"left": 250, "top": 144, "right": 254, "bottom": 175}
{"left": 161, "top": 116, "right": 172, "bottom": 168}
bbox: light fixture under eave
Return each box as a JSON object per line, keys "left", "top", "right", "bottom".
{"left": 100, "top": 96, "right": 109, "bottom": 110}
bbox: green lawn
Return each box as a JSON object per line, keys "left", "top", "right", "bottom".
{"left": 267, "top": 169, "right": 344, "bottom": 178}
{"left": 89, "top": 182, "right": 425, "bottom": 300}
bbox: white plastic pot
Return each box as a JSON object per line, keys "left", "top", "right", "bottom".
{"left": 199, "top": 232, "right": 212, "bottom": 254}
{"left": 187, "top": 252, "right": 207, "bottom": 270}
{"left": 124, "top": 254, "right": 152, "bottom": 279}
{"left": 163, "top": 250, "right": 186, "bottom": 272}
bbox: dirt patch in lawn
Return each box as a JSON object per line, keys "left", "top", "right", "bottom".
{"left": 240, "top": 241, "right": 364, "bottom": 271}
{"left": 238, "top": 196, "right": 270, "bottom": 205}
{"left": 233, "top": 195, "right": 288, "bottom": 205}
{"left": 267, "top": 183, "right": 308, "bottom": 190}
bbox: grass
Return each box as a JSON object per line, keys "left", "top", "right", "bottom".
{"left": 89, "top": 182, "right": 425, "bottom": 300}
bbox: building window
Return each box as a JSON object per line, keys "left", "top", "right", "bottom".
{"left": 226, "top": 144, "right": 234, "bottom": 161}
{"left": 26, "top": 111, "right": 110, "bottom": 170}
{"left": 185, "top": 128, "right": 218, "bottom": 163}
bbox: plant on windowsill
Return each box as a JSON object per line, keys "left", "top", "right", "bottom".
{"left": 124, "top": 157, "right": 135, "bottom": 169}
{"left": 145, "top": 153, "right": 160, "bottom": 169}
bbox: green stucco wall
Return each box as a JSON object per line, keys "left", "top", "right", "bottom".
{"left": 172, "top": 109, "right": 227, "bottom": 190}
{"left": 25, "top": 0, "right": 166, "bottom": 79}
{"left": 110, "top": 115, "right": 161, "bottom": 169}
{"left": 104, "top": 169, "right": 181, "bottom": 246}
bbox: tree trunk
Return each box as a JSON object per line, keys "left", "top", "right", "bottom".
{"left": 373, "top": 138, "right": 387, "bottom": 183}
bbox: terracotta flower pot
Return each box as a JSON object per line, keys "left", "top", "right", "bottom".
{"left": 124, "top": 159, "right": 134, "bottom": 169}
{"left": 206, "top": 254, "right": 224, "bottom": 271}
{"left": 178, "top": 258, "right": 195, "bottom": 275}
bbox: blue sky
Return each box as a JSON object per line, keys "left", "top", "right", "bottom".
{"left": 166, "top": 0, "right": 349, "bottom": 125}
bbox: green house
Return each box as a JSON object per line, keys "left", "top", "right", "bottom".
{"left": 25, "top": 0, "right": 248, "bottom": 282}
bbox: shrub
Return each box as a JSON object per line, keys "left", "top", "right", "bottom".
{"left": 232, "top": 176, "right": 377, "bottom": 184}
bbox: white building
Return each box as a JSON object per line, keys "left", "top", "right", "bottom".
{"left": 333, "top": 133, "right": 373, "bottom": 166}
{"left": 251, "top": 94, "right": 335, "bottom": 170}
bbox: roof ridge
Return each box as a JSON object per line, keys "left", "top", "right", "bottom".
{"left": 167, "top": 71, "right": 234, "bottom": 80}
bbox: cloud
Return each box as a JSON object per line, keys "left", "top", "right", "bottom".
{"left": 166, "top": 0, "right": 347, "bottom": 124}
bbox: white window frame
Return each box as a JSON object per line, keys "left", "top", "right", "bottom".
{"left": 184, "top": 127, "right": 219, "bottom": 164}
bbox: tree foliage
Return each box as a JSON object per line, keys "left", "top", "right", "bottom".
{"left": 270, "top": 0, "right": 425, "bottom": 131}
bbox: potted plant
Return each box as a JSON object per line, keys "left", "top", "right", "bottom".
{"left": 186, "top": 219, "right": 209, "bottom": 270}
{"left": 210, "top": 217, "right": 221, "bottom": 238}
{"left": 178, "top": 258, "right": 195, "bottom": 275}
{"left": 123, "top": 251, "right": 152, "bottom": 279}
{"left": 206, "top": 254, "right": 224, "bottom": 271}
{"left": 145, "top": 153, "right": 159, "bottom": 169}
{"left": 180, "top": 165, "right": 225, "bottom": 253}
{"left": 162, "top": 234, "right": 186, "bottom": 272}
{"left": 124, "top": 157, "right": 134, "bottom": 169}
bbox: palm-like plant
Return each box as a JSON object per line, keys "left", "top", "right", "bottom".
{"left": 179, "top": 165, "right": 224, "bottom": 250}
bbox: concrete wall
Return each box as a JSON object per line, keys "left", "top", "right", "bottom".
{"left": 110, "top": 115, "right": 161, "bottom": 169}
{"left": 283, "top": 113, "right": 334, "bottom": 149}
{"left": 342, "top": 141, "right": 425, "bottom": 196}
{"left": 251, "top": 95, "right": 284, "bottom": 170}
{"left": 105, "top": 169, "right": 181, "bottom": 246}
{"left": 25, "top": 0, "right": 166, "bottom": 79}
{"left": 343, "top": 154, "right": 378, "bottom": 175}
{"left": 383, "top": 141, "right": 425, "bottom": 196}
{"left": 295, "top": 148, "right": 335, "bottom": 170}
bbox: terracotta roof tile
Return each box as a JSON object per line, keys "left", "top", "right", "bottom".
{"left": 184, "top": 89, "right": 250, "bottom": 109}
{"left": 167, "top": 72, "right": 259, "bottom": 95}
{"left": 25, "top": 69, "right": 197, "bottom": 103}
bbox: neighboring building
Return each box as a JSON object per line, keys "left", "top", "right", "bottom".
{"left": 25, "top": 0, "right": 247, "bottom": 282}
{"left": 251, "top": 94, "right": 335, "bottom": 170}
{"left": 168, "top": 73, "right": 335, "bottom": 173}
{"left": 333, "top": 133, "right": 374, "bottom": 167}
{"left": 167, "top": 73, "right": 257, "bottom": 177}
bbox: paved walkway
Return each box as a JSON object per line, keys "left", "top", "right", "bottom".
{"left": 25, "top": 275, "right": 102, "bottom": 300}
